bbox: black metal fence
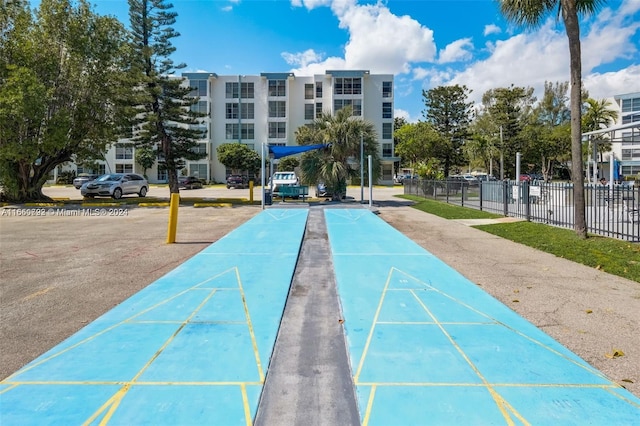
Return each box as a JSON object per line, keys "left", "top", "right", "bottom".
{"left": 403, "top": 179, "right": 639, "bottom": 242}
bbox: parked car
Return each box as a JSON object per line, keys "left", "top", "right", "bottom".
{"left": 80, "top": 173, "right": 148, "bottom": 199}
{"left": 226, "top": 174, "right": 248, "bottom": 189}
{"left": 519, "top": 174, "right": 532, "bottom": 182}
{"left": 178, "top": 176, "right": 203, "bottom": 190}
{"left": 316, "top": 182, "right": 331, "bottom": 197}
{"left": 268, "top": 171, "right": 299, "bottom": 194}
{"left": 73, "top": 173, "right": 98, "bottom": 189}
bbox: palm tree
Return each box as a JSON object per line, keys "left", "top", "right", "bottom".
{"left": 498, "top": 0, "right": 606, "bottom": 239}
{"left": 582, "top": 98, "right": 618, "bottom": 165}
{"left": 295, "top": 106, "right": 379, "bottom": 201}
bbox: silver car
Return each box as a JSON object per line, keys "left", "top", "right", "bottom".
{"left": 81, "top": 173, "right": 148, "bottom": 199}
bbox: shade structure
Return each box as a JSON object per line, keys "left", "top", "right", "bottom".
{"left": 268, "top": 144, "right": 328, "bottom": 159}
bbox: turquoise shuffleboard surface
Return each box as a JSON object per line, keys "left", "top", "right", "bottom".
{"left": 1, "top": 209, "right": 308, "bottom": 425}
{"left": 324, "top": 208, "right": 640, "bottom": 425}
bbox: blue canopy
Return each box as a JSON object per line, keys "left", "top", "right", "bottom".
{"left": 268, "top": 144, "right": 328, "bottom": 159}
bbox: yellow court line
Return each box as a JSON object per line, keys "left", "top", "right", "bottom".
{"left": 235, "top": 267, "right": 265, "bottom": 383}
{"left": 353, "top": 268, "right": 394, "bottom": 383}
{"left": 87, "top": 288, "right": 220, "bottom": 425}
{"left": 397, "top": 268, "right": 612, "bottom": 381}
{"left": 3, "top": 267, "right": 239, "bottom": 381}
{"left": 409, "top": 288, "right": 529, "bottom": 426}
{"left": 21, "top": 286, "right": 54, "bottom": 301}
{"left": 240, "top": 383, "right": 252, "bottom": 426}
{"left": 361, "top": 384, "right": 377, "bottom": 426}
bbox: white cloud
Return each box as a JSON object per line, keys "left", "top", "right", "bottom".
{"left": 583, "top": 65, "right": 640, "bottom": 99}
{"left": 286, "top": 0, "right": 436, "bottom": 75}
{"left": 438, "top": 38, "right": 473, "bottom": 64}
{"left": 484, "top": 24, "right": 501, "bottom": 36}
{"left": 282, "top": 49, "right": 326, "bottom": 68}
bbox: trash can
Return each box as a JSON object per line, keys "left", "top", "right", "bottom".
{"left": 264, "top": 190, "right": 272, "bottom": 206}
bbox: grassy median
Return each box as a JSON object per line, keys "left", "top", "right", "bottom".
{"left": 399, "top": 195, "right": 640, "bottom": 283}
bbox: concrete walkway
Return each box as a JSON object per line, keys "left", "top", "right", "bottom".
{"left": 1, "top": 207, "right": 639, "bottom": 425}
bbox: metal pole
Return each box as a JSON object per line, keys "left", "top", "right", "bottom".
{"left": 360, "top": 133, "right": 364, "bottom": 203}
{"left": 368, "top": 154, "right": 372, "bottom": 208}
{"left": 499, "top": 125, "right": 504, "bottom": 180}
{"left": 515, "top": 152, "right": 521, "bottom": 183}
{"left": 261, "top": 143, "right": 265, "bottom": 210}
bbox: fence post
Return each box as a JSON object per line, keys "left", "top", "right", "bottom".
{"left": 479, "top": 181, "right": 483, "bottom": 211}
{"left": 524, "top": 181, "right": 530, "bottom": 221}
{"left": 503, "top": 180, "right": 509, "bottom": 216}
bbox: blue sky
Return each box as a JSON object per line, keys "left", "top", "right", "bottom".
{"left": 39, "top": 0, "right": 640, "bottom": 121}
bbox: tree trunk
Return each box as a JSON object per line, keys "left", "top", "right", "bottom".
{"left": 562, "top": 0, "right": 587, "bottom": 238}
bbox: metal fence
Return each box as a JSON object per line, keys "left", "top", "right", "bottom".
{"left": 403, "top": 179, "right": 640, "bottom": 242}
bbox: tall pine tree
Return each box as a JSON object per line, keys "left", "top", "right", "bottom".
{"left": 127, "top": 0, "right": 205, "bottom": 193}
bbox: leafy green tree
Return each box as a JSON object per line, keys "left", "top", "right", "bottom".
{"left": 499, "top": 0, "right": 608, "bottom": 238}
{"left": 127, "top": 0, "right": 206, "bottom": 194}
{"left": 582, "top": 98, "right": 618, "bottom": 164}
{"left": 394, "top": 122, "right": 448, "bottom": 171}
{"left": 481, "top": 85, "right": 536, "bottom": 178}
{"left": 524, "top": 82, "right": 571, "bottom": 181}
{"left": 135, "top": 145, "right": 156, "bottom": 178}
{"left": 277, "top": 156, "right": 300, "bottom": 172}
{"left": 217, "top": 143, "right": 260, "bottom": 175}
{"left": 422, "top": 85, "right": 474, "bottom": 176}
{"left": 0, "top": 0, "right": 131, "bottom": 201}
{"left": 296, "top": 106, "right": 379, "bottom": 201}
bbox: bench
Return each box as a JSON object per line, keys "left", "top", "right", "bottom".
{"left": 276, "top": 185, "right": 309, "bottom": 201}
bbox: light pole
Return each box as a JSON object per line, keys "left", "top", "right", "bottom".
{"left": 360, "top": 132, "right": 364, "bottom": 203}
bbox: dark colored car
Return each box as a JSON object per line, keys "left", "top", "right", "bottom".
{"left": 226, "top": 174, "right": 248, "bottom": 189}
{"left": 178, "top": 176, "right": 203, "bottom": 190}
{"left": 73, "top": 173, "right": 98, "bottom": 189}
{"left": 80, "top": 173, "right": 148, "bottom": 199}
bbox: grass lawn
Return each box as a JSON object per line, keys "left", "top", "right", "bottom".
{"left": 399, "top": 195, "right": 640, "bottom": 283}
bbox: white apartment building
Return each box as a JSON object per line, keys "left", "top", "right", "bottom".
{"left": 68, "top": 70, "right": 397, "bottom": 185}
{"left": 587, "top": 92, "right": 640, "bottom": 182}
{"left": 613, "top": 92, "right": 640, "bottom": 178}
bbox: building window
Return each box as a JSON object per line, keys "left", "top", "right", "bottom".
{"left": 191, "top": 143, "right": 207, "bottom": 155}
{"left": 334, "top": 99, "right": 362, "bottom": 116}
{"left": 268, "top": 80, "right": 286, "bottom": 96}
{"left": 189, "top": 80, "right": 207, "bottom": 97}
{"left": 241, "top": 103, "right": 254, "bottom": 119}
{"left": 315, "top": 102, "right": 323, "bottom": 118}
{"left": 622, "top": 113, "right": 640, "bottom": 124}
{"left": 226, "top": 82, "right": 238, "bottom": 99}
{"left": 226, "top": 103, "right": 238, "bottom": 119}
{"left": 225, "top": 123, "right": 254, "bottom": 140}
{"left": 269, "top": 101, "right": 286, "bottom": 118}
{"left": 268, "top": 122, "right": 286, "bottom": 139}
{"left": 226, "top": 103, "right": 254, "bottom": 119}
{"left": 304, "top": 104, "right": 314, "bottom": 120}
{"left": 157, "top": 167, "right": 167, "bottom": 181}
{"left": 189, "top": 163, "right": 208, "bottom": 181}
{"left": 190, "top": 100, "right": 208, "bottom": 114}
{"left": 383, "top": 81, "right": 392, "bottom": 98}
{"left": 315, "top": 82, "right": 323, "bottom": 98}
{"left": 115, "top": 145, "right": 133, "bottom": 160}
{"left": 382, "top": 143, "right": 393, "bottom": 158}
{"left": 621, "top": 98, "right": 640, "bottom": 113}
{"left": 305, "top": 84, "right": 314, "bottom": 99}
{"left": 382, "top": 123, "right": 393, "bottom": 139}
{"left": 115, "top": 164, "right": 133, "bottom": 173}
{"left": 226, "top": 82, "right": 254, "bottom": 99}
{"left": 334, "top": 77, "right": 362, "bottom": 95}
{"left": 382, "top": 102, "right": 392, "bottom": 119}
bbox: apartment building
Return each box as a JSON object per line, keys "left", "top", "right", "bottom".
{"left": 69, "top": 70, "right": 396, "bottom": 185}
{"left": 613, "top": 92, "right": 640, "bottom": 178}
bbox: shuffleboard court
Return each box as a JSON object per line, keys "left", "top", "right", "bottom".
{"left": 0, "top": 209, "right": 308, "bottom": 425}
{"left": 324, "top": 208, "right": 640, "bottom": 425}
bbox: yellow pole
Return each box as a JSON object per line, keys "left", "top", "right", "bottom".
{"left": 166, "top": 192, "right": 179, "bottom": 244}
{"left": 249, "top": 180, "right": 254, "bottom": 203}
